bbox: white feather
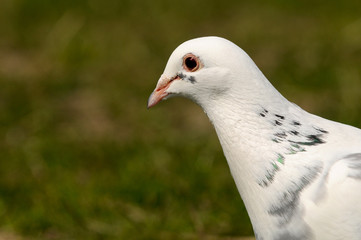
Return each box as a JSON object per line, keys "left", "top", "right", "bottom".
{"left": 149, "top": 36, "right": 361, "bottom": 240}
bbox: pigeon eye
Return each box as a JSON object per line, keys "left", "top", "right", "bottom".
{"left": 183, "top": 54, "right": 201, "bottom": 72}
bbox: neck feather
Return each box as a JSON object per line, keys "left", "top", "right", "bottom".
{"left": 199, "top": 91, "right": 326, "bottom": 239}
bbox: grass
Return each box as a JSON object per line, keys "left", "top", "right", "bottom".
{"left": 0, "top": 0, "right": 360, "bottom": 239}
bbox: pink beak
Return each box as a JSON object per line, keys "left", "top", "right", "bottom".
{"left": 147, "top": 76, "right": 177, "bottom": 108}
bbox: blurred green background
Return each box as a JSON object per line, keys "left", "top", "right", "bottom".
{"left": 0, "top": 0, "right": 360, "bottom": 239}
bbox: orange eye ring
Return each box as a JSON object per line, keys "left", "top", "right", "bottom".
{"left": 182, "top": 53, "right": 202, "bottom": 72}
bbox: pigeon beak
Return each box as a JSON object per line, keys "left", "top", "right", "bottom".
{"left": 147, "top": 75, "right": 176, "bottom": 109}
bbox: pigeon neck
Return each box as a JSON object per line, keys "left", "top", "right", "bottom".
{"left": 201, "top": 95, "right": 325, "bottom": 239}
{"left": 203, "top": 101, "right": 281, "bottom": 237}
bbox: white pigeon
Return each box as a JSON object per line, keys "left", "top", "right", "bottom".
{"left": 147, "top": 36, "right": 361, "bottom": 240}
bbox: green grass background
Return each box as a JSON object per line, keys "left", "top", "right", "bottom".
{"left": 0, "top": 0, "right": 360, "bottom": 239}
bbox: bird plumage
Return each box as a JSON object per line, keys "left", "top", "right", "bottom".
{"left": 148, "top": 36, "right": 361, "bottom": 240}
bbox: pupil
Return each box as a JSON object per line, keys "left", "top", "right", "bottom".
{"left": 185, "top": 57, "right": 197, "bottom": 69}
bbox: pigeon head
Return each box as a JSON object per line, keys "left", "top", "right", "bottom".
{"left": 148, "top": 36, "right": 276, "bottom": 109}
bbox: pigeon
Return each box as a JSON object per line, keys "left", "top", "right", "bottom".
{"left": 147, "top": 36, "right": 361, "bottom": 240}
